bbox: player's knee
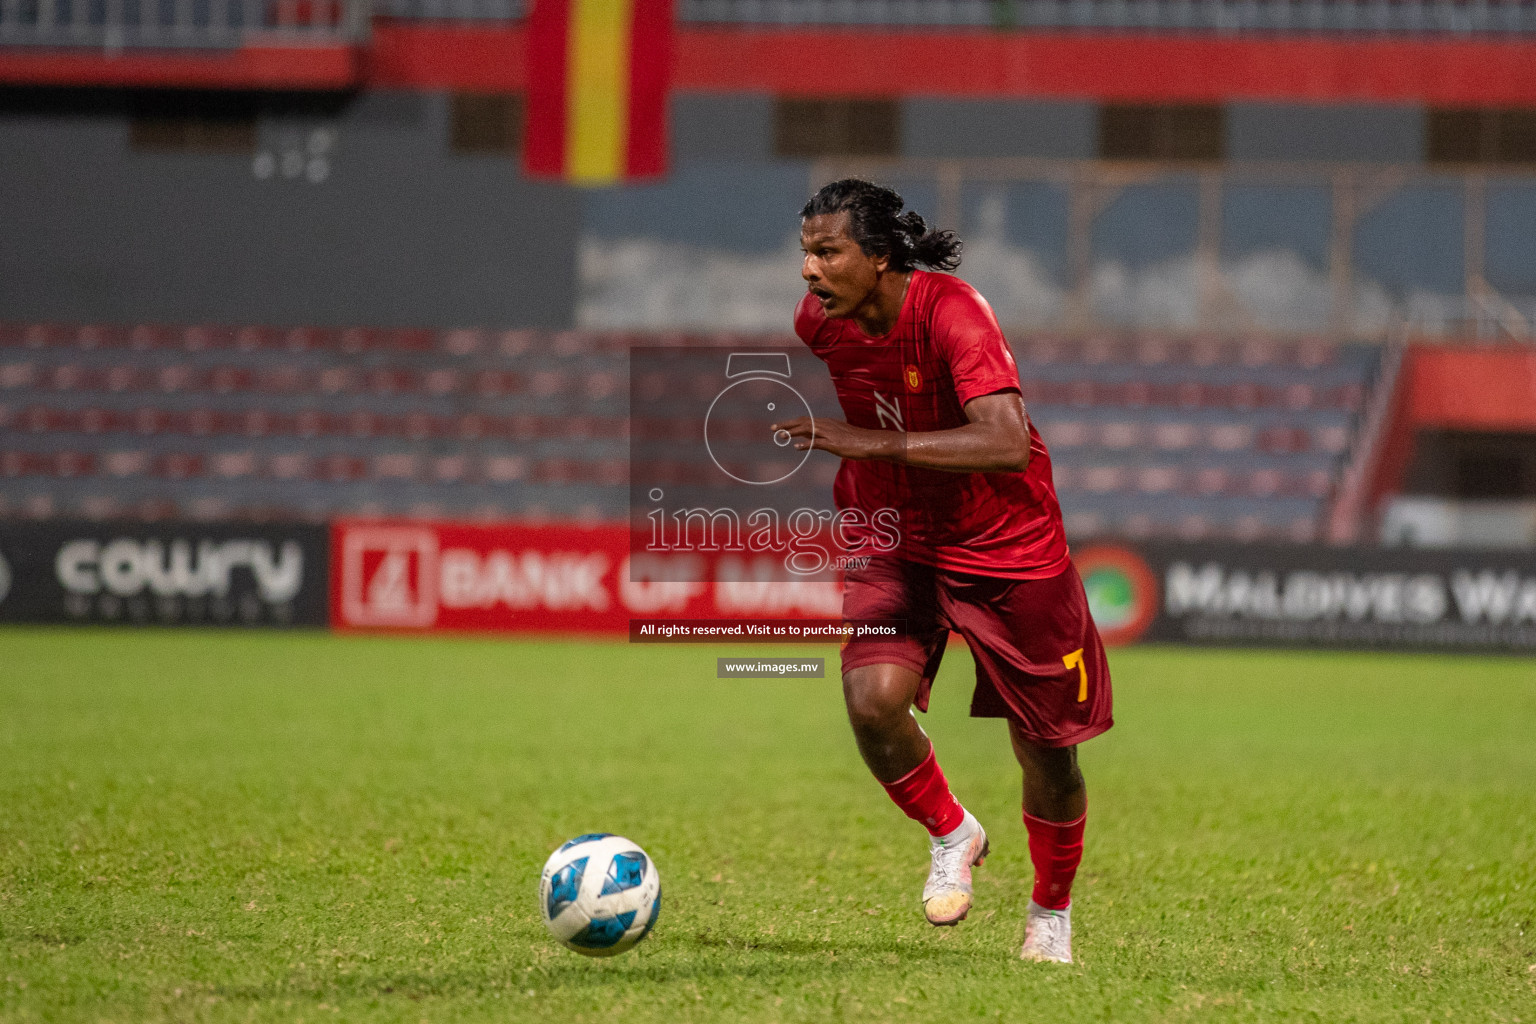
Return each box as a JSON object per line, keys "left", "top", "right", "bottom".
{"left": 842, "top": 676, "right": 909, "bottom": 735}
{"left": 1040, "top": 760, "right": 1085, "bottom": 800}
{"left": 1015, "top": 734, "right": 1085, "bottom": 797}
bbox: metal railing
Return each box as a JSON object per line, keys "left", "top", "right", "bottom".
{"left": 373, "top": 0, "right": 520, "bottom": 20}
{"left": 301, "top": 0, "right": 1536, "bottom": 33}
{"left": 810, "top": 156, "right": 1536, "bottom": 342}
{"left": 679, "top": 0, "right": 1536, "bottom": 33}
{"left": 0, "top": 0, "right": 371, "bottom": 48}
{"left": 1398, "top": 292, "right": 1536, "bottom": 341}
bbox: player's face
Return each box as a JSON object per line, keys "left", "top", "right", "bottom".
{"left": 801, "top": 213, "right": 887, "bottom": 319}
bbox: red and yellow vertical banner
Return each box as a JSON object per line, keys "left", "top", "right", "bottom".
{"left": 524, "top": 0, "right": 673, "bottom": 185}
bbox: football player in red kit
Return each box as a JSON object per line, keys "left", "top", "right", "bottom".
{"left": 772, "top": 179, "right": 1112, "bottom": 963}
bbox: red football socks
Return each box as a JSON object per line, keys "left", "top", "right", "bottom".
{"left": 1024, "top": 809, "right": 1086, "bottom": 910}
{"left": 880, "top": 746, "right": 966, "bottom": 837}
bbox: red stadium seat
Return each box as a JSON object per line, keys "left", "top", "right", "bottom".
{"left": 104, "top": 450, "right": 150, "bottom": 477}
{"left": 1175, "top": 381, "right": 1206, "bottom": 408}
{"left": 188, "top": 497, "right": 234, "bottom": 521}
{"left": 1207, "top": 423, "right": 1253, "bottom": 450}
{"left": 156, "top": 453, "right": 206, "bottom": 480}
{"left": 1193, "top": 468, "right": 1230, "bottom": 495}
{"left": 1257, "top": 426, "right": 1311, "bottom": 454}
{"left": 431, "top": 455, "right": 471, "bottom": 483}
{"left": 484, "top": 455, "right": 529, "bottom": 483}
{"left": 1239, "top": 338, "right": 1277, "bottom": 366}
{"left": 1134, "top": 337, "right": 1173, "bottom": 365}
{"left": 181, "top": 326, "right": 234, "bottom": 352}
{"left": 1135, "top": 466, "right": 1182, "bottom": 494}
{"left": 0, "top": 324, "right": 1376, "bottom": 535}
{"left": 1081, "top": 466, "right": 1128, "bottom": 493}
{"left": 373, "top": 453, "right": 422, "bottom": 481}
{"left": 1188, "top": 339, "right": 1224, "bottom": 367}
{"left": 212, "top": 451, "right": 258, "bottom": 479}
{"left": 1295, "top": 340, "right": 1330, "bottom": 368}
{"left": 1231, "top": 516, "right": 1266, "bottom": 542}
{"left": 1176, "top": 515, "right": 1213, "bottom": 541}
{"left": 424, "top": 369, "right": 461, "bottom": 396}
{"left": 1283, "top": 383, "right": 1315, "bottom": 410}
{"left": 1120, "top": 380, "right": 1151, "bottom": 407}
{"left": 1287, "top": 518, "right": 1319, "bottom": 543}
{"left": 155, "top": 364, "right": 194, "bottom": 392}
{"left": 267, "top": 453, "right": 313, "bottom": 480}
{"left": 1246, "top": 469, "right": 1284, "bottom": 497}
{"left": 0, "top": 361, "right": 37, "bottom": 388}
{"left": 594, "top": 459, "right": 627, "bottom": 486}
{"left": 1121, "top": 512, "right": 1155, "bottom": 538}
{"left": 80, "top": 494, "right": 125, "bottom": 520}
{"left": 1098, "top": 421, "right": 1140, "bottom": 449}
{"left": 132, "top": 408, "right": 170, "bottom": 435}
{"left": 19, "top": 406, "right": 61, "bottom": 432}
{"left": 81, "top": 408, "right": 122, "bottom": 433}
{"left": 236, "top": 327, "right": 278, "bottom": 352}
{"left": 1041, "top": 420, "right": 1090, "bottom": 448}
{"left": 443, "top": 329, "right": 485, "bottom": 356}
{"left": 391, "top": 330, "right": 438, "bottom": 354}
{"left": 1063, "top": 510, "right": 1106, "bottom": 539}
{"left": 319, "top": 455, "right": 368, "bottom": 483}
{"left": 23, "top": 493, "right": 58, "bottom": 518}
{"left": 107, "top": 365, "right": 140, "bottom": 392}
{"left": 1152, "top": 421, "right": 1198, "bottom": 450}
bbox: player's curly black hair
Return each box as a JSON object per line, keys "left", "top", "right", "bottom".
{"left": 800, "top": 178, "right": 962, "bottom": 273}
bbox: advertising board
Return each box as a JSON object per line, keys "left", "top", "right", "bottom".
{"left": 1077, "top": 541, "right": 1536, "bottom": 652}
{"left": 7, "top": 518, "right": 1530, "bottom": 653}
{"left": 0, "top": 521, "right": 329, "bottom": 627}
{"left": 330, "top": 520, "right": 842, "bottom": 634}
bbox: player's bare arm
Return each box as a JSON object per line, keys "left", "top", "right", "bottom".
{"left": 771, "top": 391, "right": 1032, "bottom": 473}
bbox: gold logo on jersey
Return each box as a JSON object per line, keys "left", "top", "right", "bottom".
{"left": 905, "top": 364, "right": 922, "bottom": 391}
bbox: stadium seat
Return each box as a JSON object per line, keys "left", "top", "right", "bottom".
{"left": 0, "top": 325, "right": 1382, "bottom": 532}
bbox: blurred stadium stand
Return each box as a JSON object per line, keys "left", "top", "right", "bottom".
{"left": 674, "top": 0, "right": 1536, "bottom": 34}
{"left": 0, "top": 323, "right": 1384, "bottom": 542}
{"left": 12, "top": 0, "right": 1502, "bottom": 34}
{"left": 376, "top": 0, "right": 526, "bottom": 19}
{"left": 0, "top": 0, "right": 367, "bottom": 48}
{"left": 0, "top": 0, "right": 1530, "bottom": 545}
{"left": 377, "top": 1, "right": 1536, "bottom": 34}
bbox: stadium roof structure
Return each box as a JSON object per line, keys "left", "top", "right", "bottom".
{"left": 4, "top": 2, "right": 1536, "bottom": 103}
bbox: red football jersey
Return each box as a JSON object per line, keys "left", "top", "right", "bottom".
{"left": 794, "top": 270, "right": 1070, "bottom": 579}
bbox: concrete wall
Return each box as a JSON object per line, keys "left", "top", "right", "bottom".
{"left": 1226, "top": 103, "right": 1426, "bottom": 163}
{"left": 0, "top": 89, "right": 582, "bottom": 328}
{"left": 903, "top": 99, "right": 1097, "bottom": 159}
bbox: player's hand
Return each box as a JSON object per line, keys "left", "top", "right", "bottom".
{"left": 770, "top": 416, "right": 893, "bottom": 460}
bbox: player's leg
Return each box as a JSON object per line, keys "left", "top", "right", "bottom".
{"left": 840, "top": 555, "right": 989, "bottom": 925}
{"left": 842, "top": 661, "right": 929, "bottom": 781}
{"left": 1010, "top": 726, "right": 1086, "bottom": 823}
{"left": 1010, "top": 725, "right": 1086, "bottom": 963}
{"left": 842, "top": 661, "right": 989, "bottom": 926}
{"left": 936, "top": 562, "right": 1110, "bottom": 960}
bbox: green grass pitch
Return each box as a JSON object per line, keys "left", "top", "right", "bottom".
{"left": 1, "top": 628, "right": 1533, "bottom": 1022}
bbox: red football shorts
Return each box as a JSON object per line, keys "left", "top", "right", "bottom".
{"left": 840, "top": 556, "right": 1113, "bottom": 748}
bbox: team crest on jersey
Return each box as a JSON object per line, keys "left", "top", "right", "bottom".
{"left": 905, "top": 365, "right": 922, "bottom": 391}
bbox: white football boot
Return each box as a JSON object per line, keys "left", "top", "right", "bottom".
{"left": 921, "top": 810, "right": 989, "bottom": 926}
{"left": 1019, "top": 899, "right": 1073, "bottom": 963}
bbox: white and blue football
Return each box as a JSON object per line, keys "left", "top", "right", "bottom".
{"left": 539, "top": 834, "right": 661, "bottom": 957}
